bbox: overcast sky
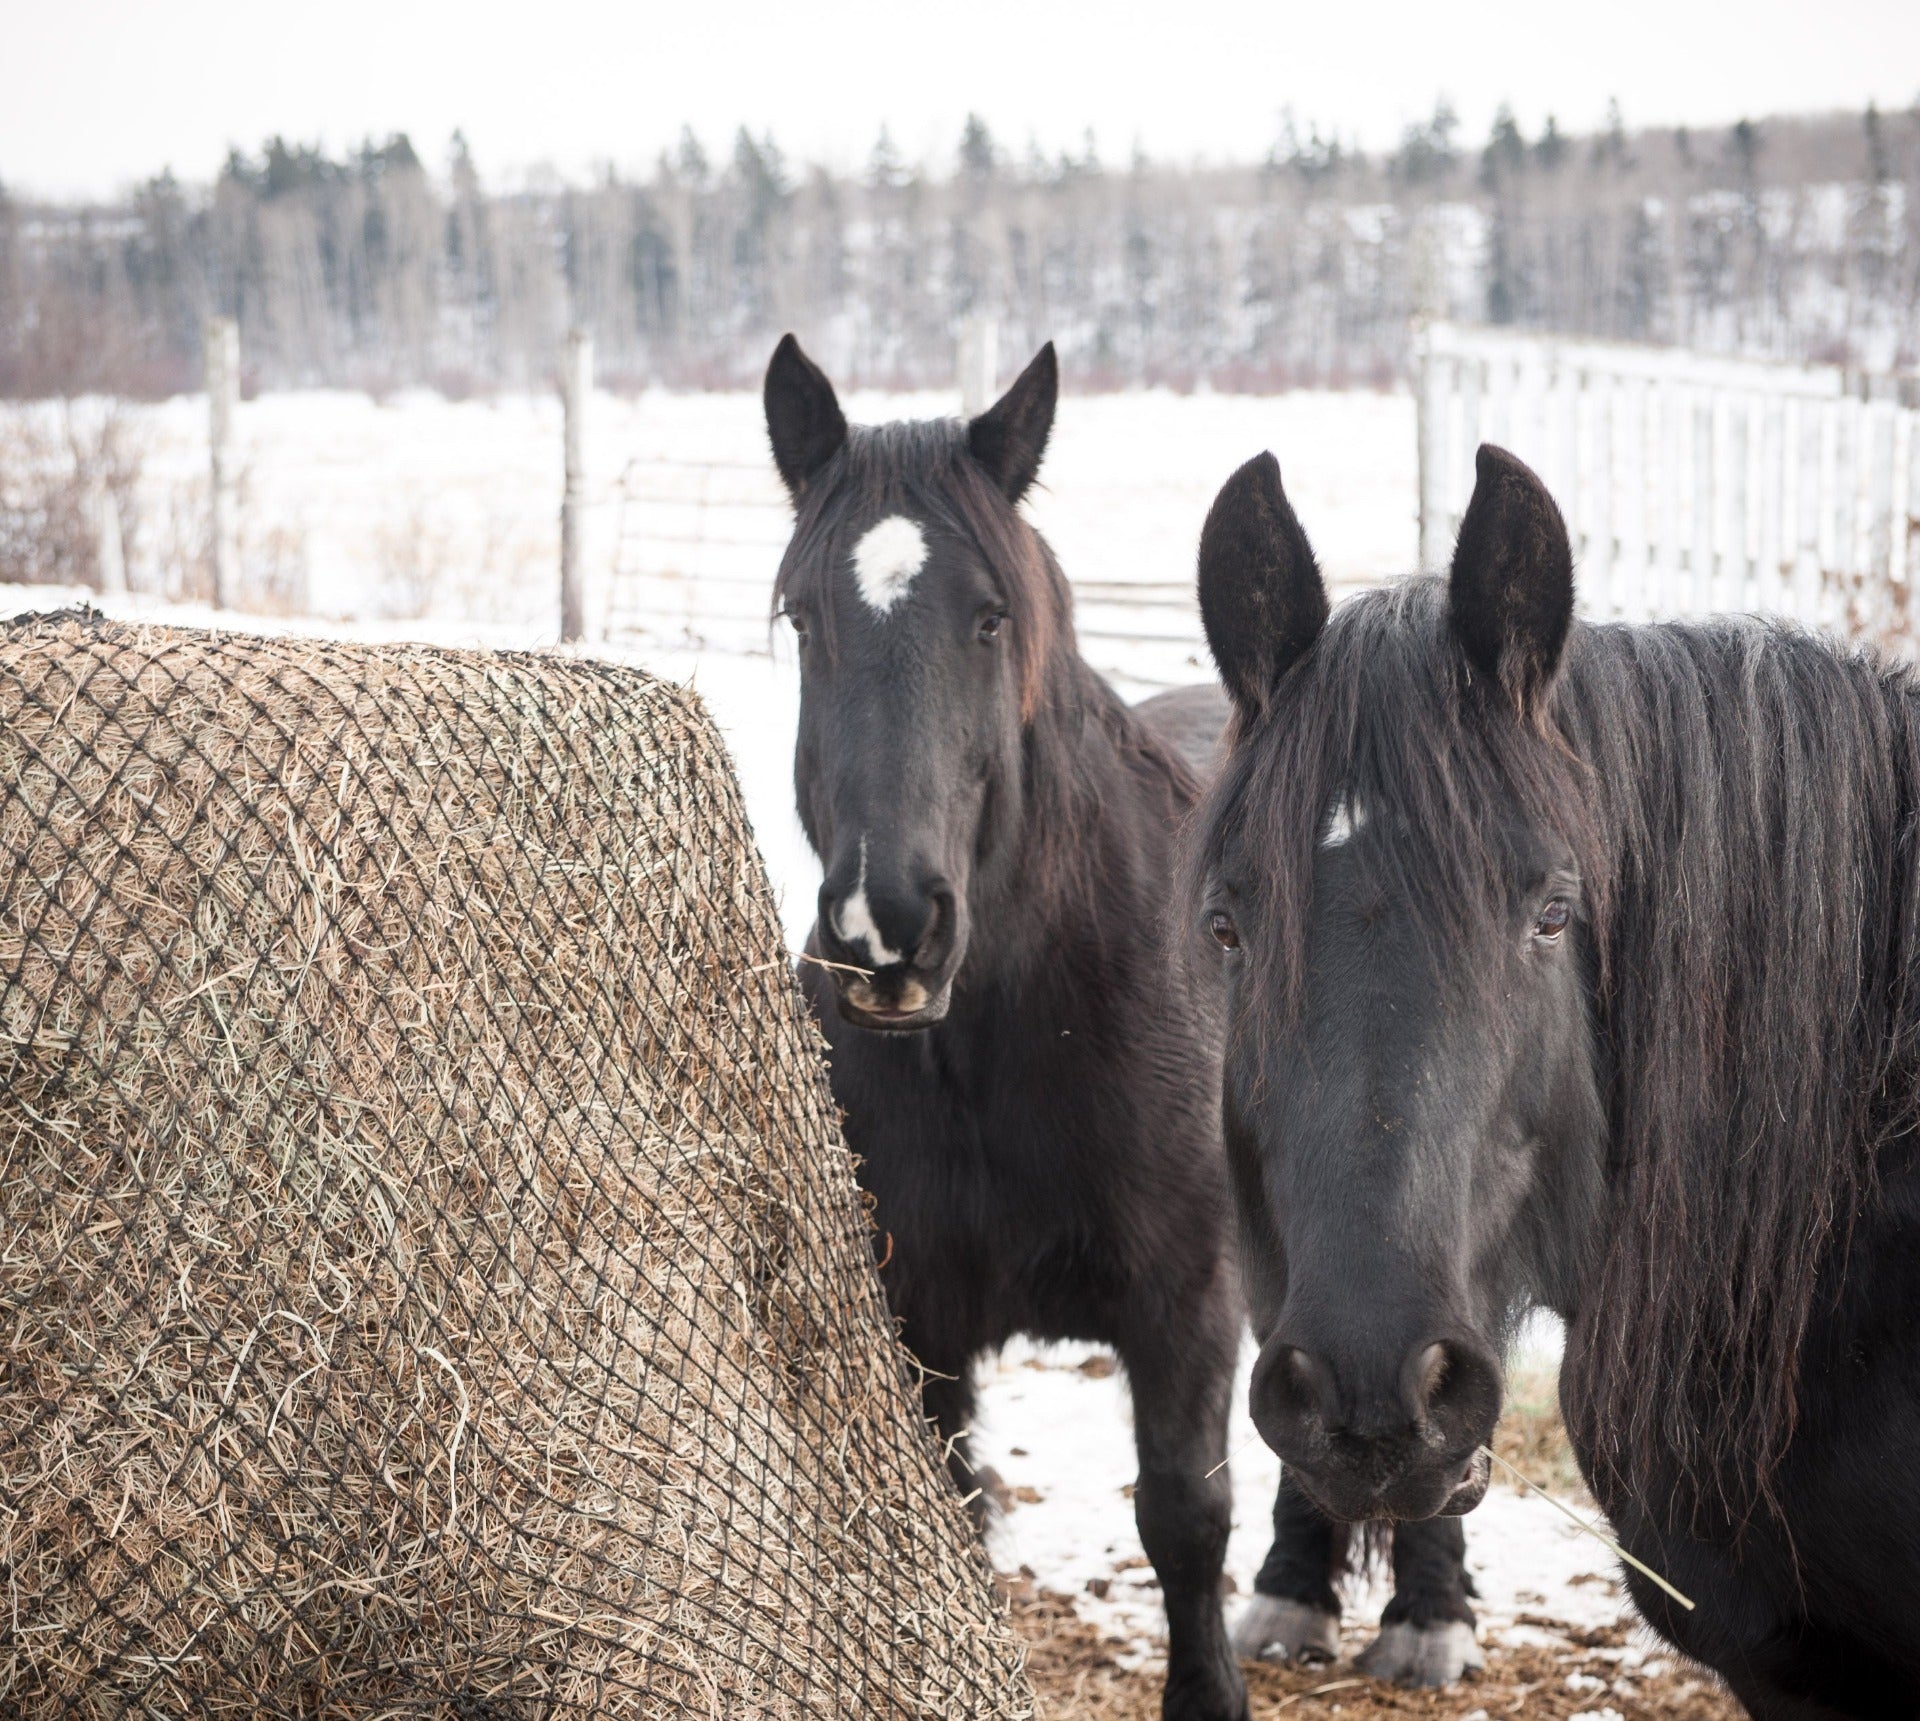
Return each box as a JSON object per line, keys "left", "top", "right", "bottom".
{"left": 6, "top": 0, "right": 1918, "bottom": 199}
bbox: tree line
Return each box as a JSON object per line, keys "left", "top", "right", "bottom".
{"left": 1, "top": 102, "right": 1915, "bottom": 399}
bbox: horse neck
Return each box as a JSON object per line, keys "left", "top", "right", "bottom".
{"left": 964, "top": 653, "right": 1181, "bottom": 998}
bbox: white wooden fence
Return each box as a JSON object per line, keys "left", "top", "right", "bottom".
{"left": 1417, "top": 322, "right": 1920, "bottom": 646}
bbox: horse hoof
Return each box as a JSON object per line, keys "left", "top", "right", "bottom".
{"left": 1354, "top": 1619, "right": 1485, "bottom": 1687}
{"left": 1161, "top": 1658, "right": 1250, "bottom": 1721}
{"left": 1230, "top": 1595, "right": 1340, "bottom": 1663}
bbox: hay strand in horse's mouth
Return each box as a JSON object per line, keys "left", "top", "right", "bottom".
{"left": 796, "top": 950, "right": 875, "bottom": 978}
{"left": 1205, "top": 1430, "right": 1262, "bottom": 1479}
{"left": 1481, "top": 1446, "right": 1696, "bottom": 1611}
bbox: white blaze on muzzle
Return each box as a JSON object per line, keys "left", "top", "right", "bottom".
{"left": 850, "top": 515, "right": 928, "bottom": 613}
{"left": 834, "top": 836, "right": 906, "bottom": 967}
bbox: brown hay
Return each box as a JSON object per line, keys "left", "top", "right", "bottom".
{"left": 0, "top": 611, "right": 1030, "bottom": 1718}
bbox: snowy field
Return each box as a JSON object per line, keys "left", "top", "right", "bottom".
{"left": 2, "top": 384, "right": 1662, "bottom": 1697}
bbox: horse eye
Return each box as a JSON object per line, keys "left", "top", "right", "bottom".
{"left": 1208, "top": 910, "right": 1241, "bottom": 951}
{"left": 1534, "top": 897, "right": 1572, "bottom": 940}
{"left": 978, "top": 609, "right": 1008, "bottom": 641}
{"left": 785, "top": 608, "right": 809, "bottom": 638}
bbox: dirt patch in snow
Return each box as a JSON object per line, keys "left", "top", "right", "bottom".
{"left": 1003, "top": 1575, "right": 1744, "bottom": 1721}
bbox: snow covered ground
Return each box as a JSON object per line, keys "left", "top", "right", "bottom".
{"left": 2, "top": 382, "right": 1637, "bottom": 1671}
{"left": 976, "top": 1330, "right": 1627, "bottom": 1672}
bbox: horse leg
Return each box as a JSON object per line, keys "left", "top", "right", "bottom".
{"left": 1353, "top": 1516, "right": 1484, "bottom": 1687}
{"left": 1121, "top": 1297, "right": 1249, "bottom": 1721}
{"left": 1230, "top": 1473, "right": 1343, "bottom": 1664}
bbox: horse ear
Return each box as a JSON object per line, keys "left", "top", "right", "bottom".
{"left": 1448, "top": 444, "right": 1574, "bottom": 717}
{"left": 968, "top": 343, "right": 1056, "bottom": 502}
{"left": 1197, "top": 452, "right": 1328, "bottom": 722}
{"left": 764, "top": 333, "right": 848, "bottom": 497}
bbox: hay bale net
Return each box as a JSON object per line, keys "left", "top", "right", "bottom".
{"left": 0, "top": 611, "right": 1030, "bottom": 1719}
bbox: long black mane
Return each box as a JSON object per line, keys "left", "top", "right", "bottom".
{"left": 1190, "top": 575, "right": 1920, "bottom": 1525}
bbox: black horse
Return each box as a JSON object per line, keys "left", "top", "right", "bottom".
{"left": 1187, "top": 442, "right": 1920, "bottom": 1720}
{"left": 762, "top": 335, "right": 1484, "bottom": 1713}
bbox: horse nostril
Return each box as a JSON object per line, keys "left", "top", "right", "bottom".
{"left": 912, "top": 887, "right": 958, "bottom": 968}
{"left": 1407, "top": 1341, "right": 1450, "bottom": 1421}
{"left": 1249, "top": 1337, "right": 1337, "bottom": 1457}
{"left": 1401, "top": 1337, "right": 1503, "bottom": 1438}
{"left": 1287, "top": 1347, "right": 1337, "bottom": 1424}
{"left": 816, "top": 857, "right": 944, "bottom": 973}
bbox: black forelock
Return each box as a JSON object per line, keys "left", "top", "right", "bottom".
{"left": 1185, "top": 578, "right": 1592, "bottom": 1022}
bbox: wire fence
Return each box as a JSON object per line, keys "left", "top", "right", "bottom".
{"left": 601, "top": 454, "right": 1219, "bottom": 689}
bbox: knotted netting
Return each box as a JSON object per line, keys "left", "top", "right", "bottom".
{"left": 0, "top": 611, "right": 1030, "bottom": 1719}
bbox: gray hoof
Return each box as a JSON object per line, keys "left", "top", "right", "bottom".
{"left": 1230, "top": 1595, "right": 1340, "bottom": 1663}
{"left": 1354, "top": 1619, "right": 1485, "bottom": 1688}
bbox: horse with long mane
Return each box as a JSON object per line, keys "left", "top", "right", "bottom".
{"left": 1187, "top": 443, "right": 1920, "bottom": 1719}
{"left": 762, "top": 335, "right": 1491, "bottom": 1716}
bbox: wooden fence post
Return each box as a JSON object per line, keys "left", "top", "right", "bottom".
{"left": 1792, "top": 403, "right": 1826, "bottom": 626}
{"left": 205, "top": 316, "right": 239, "bottom": 609}
{"left": 93, "top": 485, "right": 126, "bottom": 595}
{"left": 1415, "top": 324, "right": 1446, "bottom": 571}
{"left": 958, "top": 312, "right": 999, "bottom": 418}
{"left": 560, "top": 328, "right": 592, "bottom": 643}
{"left": 1690, "top": 392, "right": 1717, "bottom": 612}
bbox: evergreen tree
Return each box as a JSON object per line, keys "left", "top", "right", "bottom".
{"left": 1593, "top": 98, "right": 1631, "bottom": 171}
{"left": 1480, "top": 106, "right": 1527, "bottom": 190}
{"left": 674, "top": 128, "right": 710, "bottom": 187}
{"left": 1534, "top": 116, "right": 1568, "bottom": 171}
{"left": 1391, "top": 99, "right": 1459, "bottom": 186}
{"left": 1865, "top": 103, "right": 1890, "bottom": 183}
{"left": 867, "top": 126, "right": 907, "bottom": 192}
{"left": 958, "top": 114, "right": 997, "bottom": 180}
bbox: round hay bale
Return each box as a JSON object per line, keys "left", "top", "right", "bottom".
{"left": 0, "top": 611, "right": 1030, "bottom": 1719}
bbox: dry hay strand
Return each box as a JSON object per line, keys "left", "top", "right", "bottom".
{"left": 0, "top": 610, "right": 1030, "bottom": 1719}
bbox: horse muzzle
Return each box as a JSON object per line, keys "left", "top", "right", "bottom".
{"left": 813, "top": 871, "right": 964, "bottom": 1032}
{"left": 1284, "top": 1443, "right": 1492, "bottom": 1525}
{"left": 835, "top": 969, "right": 954, "bottom": 1031}
{"left": 1249, "top": 1332, "right": 1502, "bottom": 1522}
